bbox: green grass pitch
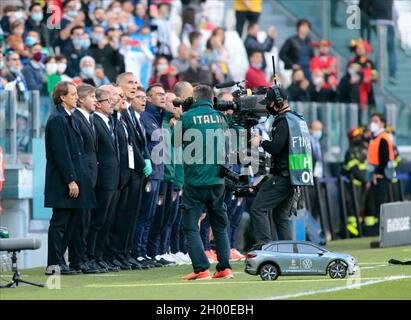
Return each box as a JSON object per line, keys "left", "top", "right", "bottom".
{"left": 1, "top": 237, "right": 411, "bottom": 300}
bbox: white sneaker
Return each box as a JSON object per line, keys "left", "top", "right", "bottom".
{"left": 183, "top": 253, "right": 192, "bottom": 264}
{"left": 169, "top": 253, "right": 185, "bottom": 265}
{"left": 162, "top": 253, "right": 178, "bottom": 263}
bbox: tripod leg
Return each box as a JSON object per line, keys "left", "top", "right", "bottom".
{"left": 17, "top": 279, "right": 45, "bottom": 288}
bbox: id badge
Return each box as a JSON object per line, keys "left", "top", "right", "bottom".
{"left": 128, "top": 144, "right": 135, "bottom": 169}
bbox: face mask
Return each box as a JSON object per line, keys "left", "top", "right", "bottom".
{"left": 252, "top": 63, "right": 262, "bottom": 69}
{"left": 10, "top": 66, "right": 20, "bottom": 73}
{"left": 121, "top": 23, "right": 129, "bottom": 30}
{"left": 0, "top": 61, "right": 4, "bottom": 69}
{"left": 82, "top": 38, "right": 91, "bottom": 49}
{"left": 57, "top": 63, "right": 67, "bottom": 74}
{"left": 313, "top": 77, "right": 323, "bottom": 86}
{"left": 312, "top": 131, "right": 322, "bottom": 140}
{"left": 76, "top": 3, "right": 82, "bottom": 10}
{"left": 32, "top": 52, "right": 43, "bottom": 62}
{"left": 370, "top": 122, "right": 380, "bottom": 133}
{"left": 82, "top": 67, "right": 95, "bottom": 78}
{"left": 31, "top": 12, "right": 43, "bottom": 22}
{"left": 92, "top": 34, "right": 103, "bottom": 43}
{"left": 15, "top": 11, "right": 24, "bottom": 19}
{"left": 157, "top": 64, "right": 168, "bottom": 73}
{"left": 25, "top": 36, "right": 37, "bottom": 46}
{"left": 73, "top": 38, "right": 83, "bottom": 47}
{"left": 112, "top": 8, "right": 122, "bottom": 14}
{"left": 266, "top": 102, "right": 278, "bottom": 116}
{"left": 46, "top": 63, "right": 57, "bottom": 75}
{"left": 67, "top": 11, "right": 77, "bottom": 17}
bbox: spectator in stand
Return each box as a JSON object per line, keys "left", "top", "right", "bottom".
{"left": 181, "top": 56, "right": 213, "bottom": 85}
{"left": 150, "top": 56, "right": 178, "bottom": 91}
{"left": 119, "top": 33, "right": 154, "bottom": 87}
{"left": 245, "top": 51, "right": 270, "bottom": 90}
{"left": 181, "top": 5, "right": 196, "bottom": 43}
{"left": 286, "top": 67, "right": 311, "bottom": 102}
{"left": 90, "top": 7, "right": 107, "bottom": 29}
{"left": 309, "top": 69, "right": 338, "bottom": 102}
{"left": 6, "top": 20, "right": 30, "bottom": 59}
{"left": 151, "top": 3, "right": 173, "bottom": 60}
{"left": 189, "top": 31, "right": 204, "bottom": 57}
{"left": 65, "top": 26, "right": 88, "bottom": 78}
{"left": 55, "top": 54, "right": 72, "bottom": 82}
{"left": 118, "top": 10, "right": 138, "bottom": 35}
{"left": 22, "top": 43, "right": 46, "bottom": 91}
{"left": 279, "top": 19, "right": 315, "bottom": 80}
{"left": 367, "top": 0, "right": 396, "bottom": 84}
{"left": 44, "top": 56, "right": 59, "bottom": 94}
{"left": 348, "top": 38, "right": 377, "bottom": 113}
{"left": 1, "top": 5, "right": 21, "bottom": 36}
{"left": 205, "top": 33, "right": 232, "bottom": 85}
{"left": 338, "top": 61, "right": 361, "bottom": 105}
{"left": 57, "top": 0, "right": 85, "bottom": 51}
{"left": 171, "top": 44, "right": 191, "bottom": 76}
{"left": 79, "top": 56, "right": 109, "bottom": 87}
{"left": 2, "top": 52, "right": 28, "bottom": 94}
{"left": 0, "top": 51, "right": 7, "bottom": 90}
{"left": 25, "top": 2, "right": 50, "bottom": 48}
{"left": 310, "top": 40, "right": 339, "bottom": 90}
{"left": 234, "top": 0, "right": 263, "bottom": 38}
{"left": 244, "top": 22, "right": 276, "bottom": 71}
{"left": 87, "top": 24, "right": 125, "bottom": 83}
{"left": 134, "top": 2, "right": 149, "bottom": 31}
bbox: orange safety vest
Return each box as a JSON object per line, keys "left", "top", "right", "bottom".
{"left": 367, "top": 131, "right": 394, "bottom": 165}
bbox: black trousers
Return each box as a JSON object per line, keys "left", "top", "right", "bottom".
{"left": 48, "top": 208, "right": 80, "bottom": 266}
{"left": 124, "top": 174, "right": 144, "bottom": 256}
{"left": 235, "top": 11, "right": 260, "bottom": 37}
{"left": 107, "top": 174, "right": 144, "bottom": 259}
{"left": 87, "top": 188, "right": 119, "bottom": 261}
{"left": 250, "top": 175, "right": 294, "bottom": 244}
{"left": 67, "top": 208, "right": 91, "bottom": 266}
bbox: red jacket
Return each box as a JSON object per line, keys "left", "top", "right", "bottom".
{"left": 245, "top": 66, "right": 270, "bottom": 91}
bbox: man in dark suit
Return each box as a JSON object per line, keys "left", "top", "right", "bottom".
{"left": 86, "top": 88, "right": 120, "bottom": 272}
{"left": 99, "top": 83, "right": 146, "bottom": 270}
{"left": 67, "top": 84, "right": 100, "bottom": 274}
{"left": 45, "top": 81, "right": 96, "bottom": 275}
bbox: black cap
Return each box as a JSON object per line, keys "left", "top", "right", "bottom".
{"left": 259, "top": 86, "right": 288, "bottom": 106}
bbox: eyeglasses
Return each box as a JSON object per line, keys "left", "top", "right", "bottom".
{"left": 98, "top": 98, "right": 111, "bottom": 103}
{"left": 151, "top": 92, "right": 166, "bottom": 97}
{"left": 135, "top": 96, "right": 147, "bottom": 100}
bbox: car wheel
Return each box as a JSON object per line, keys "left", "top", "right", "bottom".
{"left": 328, "top": 261, "right": 347, "bottom": 279}
{"left": 259, "top": 263, "right": 279, "bottom": 281}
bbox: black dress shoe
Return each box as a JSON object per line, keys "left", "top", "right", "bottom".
{"left": 118, "top": 255, "right": 139, "bottom": 270}
{"left": 136, "top": 257, "right": 154, "bottom": 269}
{"left": 127, "top": 256, "right": 149, "bottom": 270}
{"left": 105, "top": 260, "right": 120, "bottom": 272}
{"left": 88, "top": 260, "right": 107, "bottom": 273}
{"left": 112, "top": 258, "right": 132, "bottom": 270}
{"left": 95, "top": 260, "right": 110, "bottom": 273}
{"left": 80, "top": 262, "right": 101, "bottom": 274}
{"left": 45, "top": 264, "right": 77, "bottom": 275}
{"left": 145, "top": 256, "right": 163, "bottom": 268}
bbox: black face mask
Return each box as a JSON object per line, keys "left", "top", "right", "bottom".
{"left": 266, "top": 102, "right": 278, "bottom": 116}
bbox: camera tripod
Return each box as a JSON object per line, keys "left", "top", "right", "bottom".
{"left": 0, "top": 251, "right": 44, "bottom": 288}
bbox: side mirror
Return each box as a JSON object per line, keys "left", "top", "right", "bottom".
{"left": 317, "top": 251, "right": 324, "bottom": 256}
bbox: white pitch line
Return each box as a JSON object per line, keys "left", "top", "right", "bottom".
{"left": 258, "top": 275, "right": 411, "bottom": 300}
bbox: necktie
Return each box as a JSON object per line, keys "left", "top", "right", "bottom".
{"left": 108, "top": 116, "right": 116, "bottom": 144}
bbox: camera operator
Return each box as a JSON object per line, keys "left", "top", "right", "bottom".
{"left": 249, "top": 86, "right": 313, "bottom": 243}
{"left": 177, "top": 85, "right": 233, "bottom": 280}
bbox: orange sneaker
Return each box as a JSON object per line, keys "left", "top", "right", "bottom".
{"left": 210, "top": 250, "right": 218, "bottom": 262}
{"left": 212, "top": 268, "right": 234, "bottom": 279}
{"left": 230, "top": 248, "right": 245, "bottom": 261}
{"left": 205, "top": 250, "right": 216, "bottom": 263}
{"left": 180, "top": 270, "right": 211, "bottom": 281}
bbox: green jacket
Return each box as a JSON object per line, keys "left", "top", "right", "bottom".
{"left": 162, "top": 110, "right": 184, "bottom": 189}
{"left": 178, "top": 100, "right": 226, "bottom": 186}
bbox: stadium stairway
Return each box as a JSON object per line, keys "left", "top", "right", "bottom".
{"left": 274, "top": 0, "right": 411, "bottom": 107}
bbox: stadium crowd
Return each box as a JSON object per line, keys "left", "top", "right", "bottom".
{"left": 0, "top": 0, "right": 402, "bottom": 275}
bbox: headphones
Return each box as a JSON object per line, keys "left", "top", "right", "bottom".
{"left": 272, "top": 85, "right": 285, "bottom": 108}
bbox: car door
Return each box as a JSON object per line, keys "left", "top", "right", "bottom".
{"left": 296, "top": 243, "right": 324, "bottom": 274}
{"left": 276, "top": 243, "right": 298, "bottom": 274}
